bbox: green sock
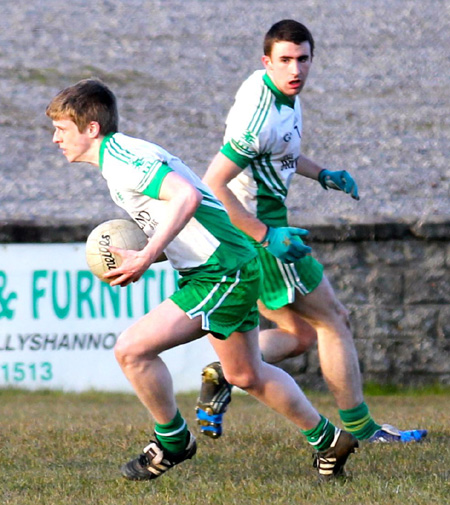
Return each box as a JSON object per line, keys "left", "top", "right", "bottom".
{"left": 339, "top": 401, "right": 381, "bottom": 440}
{"left": 154, "top": 410, "right": 188, "bottom": 455}
{"left": 301, "top": 415, "right": 336, "bottom": 451}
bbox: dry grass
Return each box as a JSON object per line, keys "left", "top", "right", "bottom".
{"left": 0, "top": 388, "right": 448, "bottom": 505}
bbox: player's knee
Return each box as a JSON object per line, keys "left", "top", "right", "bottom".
{"left": 114, "top": 334, "right": 132, "bottom": 368}
{"left": 293, "top": 320, "right": 317, "bottom": 350}
{"left": 293, "top": 332, "right": 317, "bottom": 354}
{"left": 223, "top": 368, "right": 260, "bottom": 391}
{"left": 114, "top": 331, "right": 148, "bottom": 369}
{"left": 334, "top": 301, "right": 351, "bottom": 330}
{"left": 318, "top": 293, "right": 351, "bottom": 328}
{"left": 277, "top": 317, "right": 318, "bottom": 355}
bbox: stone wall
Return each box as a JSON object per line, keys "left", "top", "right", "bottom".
{"left": 1, "top": 218, "right": 449, "bottom": 387}
{"left": 268, "top": 217, "right": 450, "bottom": 388}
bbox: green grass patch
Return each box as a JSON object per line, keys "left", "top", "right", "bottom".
{"left": 362, "top": 382, "right": 450, "bottom": 396}
{"left": 0, "top": 389, "right": 448, "bottom": 505}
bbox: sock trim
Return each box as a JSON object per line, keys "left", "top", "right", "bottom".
{"left": 155, "top": 420, "right": 187, "bottom": 438}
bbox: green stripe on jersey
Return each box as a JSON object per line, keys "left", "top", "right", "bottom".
{"left": 249, "top": 158, "right": 288, "bottom": 226}
{"left": 99, "top": 133, "right": 113, "bottom": 170}
{"left": 107, "top": 135, "right": 135, "bottom": 164}
{"left": 219, "top": 78, "right": 273, "bottom": 168}
{"left": 254, "top": 153, "right": 288, "bottom": 198}
{"left": 248, "top": 83, "right": 272, "bottom": 134}
{"left": 185, "top": 204, "right": 256, "bottom": 277}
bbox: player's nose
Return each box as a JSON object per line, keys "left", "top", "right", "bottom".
{"left": 290, "top": 60, "right": 301, "bottom": 76}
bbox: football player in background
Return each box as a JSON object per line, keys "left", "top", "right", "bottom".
{"left": 196, "top": 19, "right": 427, "bottom": 445}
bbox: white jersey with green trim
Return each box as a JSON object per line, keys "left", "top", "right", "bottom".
{"left": 221, "top": 70, "right": 302, "bottom": 226}
{"left": 99, "top": 133, "right": 255, "bottom": 275}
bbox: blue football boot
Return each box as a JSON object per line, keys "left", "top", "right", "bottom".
{"left": 368, "top": 424, "right": 428, "bottom": 443}
{"left": 196, "top": 361, "right": 232, "bottom": 438}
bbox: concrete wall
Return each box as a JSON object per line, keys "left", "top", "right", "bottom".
{"left": 2, "top": 218, "right": 449, "bottom": 387}
{"left": 272, "top": 217, "right": 450, "bottom": 388}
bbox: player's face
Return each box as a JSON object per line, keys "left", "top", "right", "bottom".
{"left": 262, "top": 41, "right": 312, "bottom": 98}
{"left": 51, "top": 118, "right": 94, "bottom": 163}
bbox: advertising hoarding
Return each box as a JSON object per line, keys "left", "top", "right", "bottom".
{"left": 0, "top": 243, "right": 217, "bottom": 393}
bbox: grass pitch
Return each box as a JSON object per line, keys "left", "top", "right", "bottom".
{"left": 0, "top": 387, "right": 448, "bottom": 505}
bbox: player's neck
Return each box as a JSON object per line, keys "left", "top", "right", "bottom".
{"left": 79, "top": 137, "right": 103, "bottom": 166}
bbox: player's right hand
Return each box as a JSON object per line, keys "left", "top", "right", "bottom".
{"left": 261, "top": 226, "right": 312, "bottom": 263}
{"left": 104, "top": 246, "right": 151, "bottom": 287}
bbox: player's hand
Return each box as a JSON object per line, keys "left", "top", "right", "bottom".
{"left": 318, "top": 169, "right": 360, "bottom": 200}
{"left": 261, "top": 226, "right": 312, "bottom": 263}
{"left": 104, "top": 246, "right": 152, "bottom": 287}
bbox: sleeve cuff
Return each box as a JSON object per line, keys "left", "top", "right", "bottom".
{"left": 141, "top": 163, "right": 173, "bottom": 198}
{"left": 220, "top": 142, "right": 252, "bottom": 169}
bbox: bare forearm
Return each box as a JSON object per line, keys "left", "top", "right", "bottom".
{"left": 143, "top": 191, "right": 200, "bottom": 262}
{"left": 213, "top": 184, "right": 267, "bottom": 243}
{"left": 296, "top": 154, "right": 324, "bottom": 180}
{"left": 203, "top": 152, "right": 268, "bottom": 242}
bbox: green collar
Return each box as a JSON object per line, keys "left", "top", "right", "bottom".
{"left": 263, "top": 73, "right": 295, "bottom": 110}
{"left": 99, "top": 133, "right": 114, "bottom": 171}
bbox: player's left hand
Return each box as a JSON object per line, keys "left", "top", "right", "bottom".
{"left": 318, "top": 169, "right": 360, "bottom": 200}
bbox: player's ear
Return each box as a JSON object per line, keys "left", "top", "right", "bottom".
{"left": 87, "top": 121, "right": 101, "bottom": 138}
{"left": 261, "top": 54, "right": 272, "bottom": 70}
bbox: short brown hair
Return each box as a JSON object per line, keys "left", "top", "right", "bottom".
{"left": 46, "top": 79, "right": 118, "bottom": 135}
{"left": 264, "top": 20, "right": 315, "bottom": 58}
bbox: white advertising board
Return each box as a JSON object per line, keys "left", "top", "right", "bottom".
{"left": 0, "top": 243, "right": 218, "bottom": 393}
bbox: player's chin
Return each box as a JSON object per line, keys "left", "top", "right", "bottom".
{"left": 286, "top": 85, "right": 302, "bottom": 95}
{"left": 65, "top": 152, "right": 83, "bottom": 163}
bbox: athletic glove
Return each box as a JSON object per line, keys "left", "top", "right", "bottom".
{"left": 318, "top": 169, "right": 360, "bottom": 200}
{"left": 260, "top": 226, "right": 312, "bottom": 263}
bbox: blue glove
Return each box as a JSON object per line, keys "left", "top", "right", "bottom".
{"left": 318, "top": 169, "right": 360, "bottom": 200}
{"left": 261, "top": 226, "right": 312, "bottom": 263}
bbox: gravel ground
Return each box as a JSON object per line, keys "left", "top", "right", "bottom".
{"left": 0, "top": 0, "right": 448, "bottom": 228}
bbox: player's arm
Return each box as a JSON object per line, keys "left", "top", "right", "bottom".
{"left": 107, "top": 172, "right": 202, "bottom": 286}
{"left": 295, "top": 153, "right": 324, "bottom": 179}
{"left": 153, "top": 251, "right": 168, "bottom": 263}
{"left": 203, "top": 152, "right": 310, "bottom": 263}
{"left": 203, "top": 152, "right": 268, "bottom": 242}
{"left": 296, "top": 154, "right": 360, "bottom": 200}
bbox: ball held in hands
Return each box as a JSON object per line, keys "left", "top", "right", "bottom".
{"left": 85, "top": 219, "right": 148, "bottom": 283}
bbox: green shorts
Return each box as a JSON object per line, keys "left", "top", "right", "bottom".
{"left": 170, "top": 257, "right": 261, "bottom": 339}
{"left": 255, "top": 242, "right": 324, "bottom": 311}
